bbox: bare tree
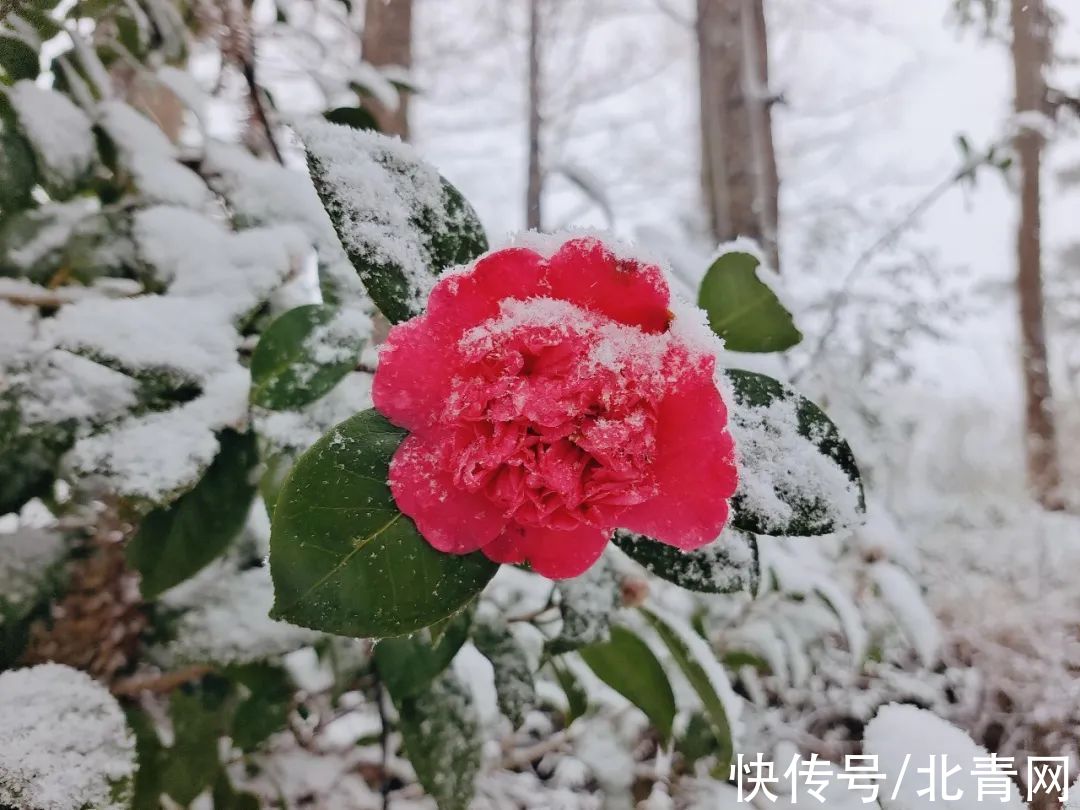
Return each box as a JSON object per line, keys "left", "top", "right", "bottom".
{"left": 1009, "top": 0, "right": 1062, "bottom": 509}
{"left": 362, "top": 0, "right": 413, "bottom": 139}
{"left": 696, "top": 0, "right": 780, "bottom": 270}
{"left": 526, "top": 0, "right": 544, "bottom": 230}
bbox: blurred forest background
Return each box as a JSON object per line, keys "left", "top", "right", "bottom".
{"left": 2, "top": 0, "right": 1080, "bottom": 807}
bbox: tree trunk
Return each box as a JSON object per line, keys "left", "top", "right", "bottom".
{"left": 525, "top": 0, "right": 543, "bottom": 230}
{"left": 696, "top": 0, "right": 780, "bottom": 271}
{"left": 1009, "top": 0, "right": 1063, "bottom": 510}
{"left": 362, "top": 0, "right": 413, "bottom": 139}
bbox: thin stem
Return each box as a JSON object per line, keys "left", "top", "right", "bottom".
{"left": 793, "top": 157, "right": 986, "bottom": 383}
{"left": 375, "top": 677, "right": 392, "bottom": 810}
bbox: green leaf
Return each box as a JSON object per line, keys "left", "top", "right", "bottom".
{"left": 578, "top": 625, "right": 676, "bottom": 743}
{"left": 0, "top": 528, "right": 67, "bottom": 668}
{"left": 727, "top": 369, "right": 864, "bottom": 536}
{"left": 250, "top": 304, "right": 366, "bottom": 410}
{"left": 473, "top": 618, "right": 536, "bottom": 728}
{"left": 677, "top": 712, "right": 720, "bottom": 767}
{"left": 0, "top": 36, "right": 39, "bottom": 82}
{"left": 212, "top": 773, "right": 261, "bottom": 810}
{"left": 269, "top": 408, "right": 498, "bottom": 638}
{"left": 722, "top": 650, "right": 770, "bottom": 673}
{"left": 546, "top": 557, "right": 618, "bottom": 656}
{"left": 613, "top": 530, "right": 759, "bottom": 595}
{"left": 0, "top": 114, "right": 35, "bottom": 213}
{"left": 127, "top": 708, "right": 165, "bottom": 810}
{"left": 323, "top": 105, "right": 379, "bottom": 131}
{"left": 229, "top": 663, "right": 293, "bottom": 752}
{"left": 127, "top": 430, "right": 258, "bottom": 599}
{"left": 160, "top": 681, "right": 231, "bottom": 805}
{"left": 641, "top": 609, "right": 733, "bottom": 772}
{"left": 550, "top": 659, "right": 587, "bottom": 725}
{"left": 698, "top": 250, "right": 802, "bottom": 352}
{"left": 259, "top": 451, "right": 293, "bottom": 520}
{"left": 8, "top": 83, "right": 95, "bottom": 197}
{"left": 0, "top": 401, "right": 75, "bottom": 516}
{"left": 302, "top": 121, "right": 488, "bottom": 324}
{"left": 373, "top": 607, "right": 473, "bottom": 699}
{"left": 396, "top": 669, "right": 481, "bottom": 810}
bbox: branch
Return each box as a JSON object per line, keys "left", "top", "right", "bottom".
{"left": 111, "top": 665, "right": 212, "bottom": 697}
{"left": 793, "top": 152, "right": 993, "bottom": 382}
{"left": 242, "top": 59, "right": 284, "bottom": 164}
{"left": 375, "top": 678, "right": 392, "bottom": 810}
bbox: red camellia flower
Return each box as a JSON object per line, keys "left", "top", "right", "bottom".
{"left": 372, "top": 237, "right": 738, "bottom": 579}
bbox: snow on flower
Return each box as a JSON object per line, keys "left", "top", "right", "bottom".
{"left": 373, "top": 237, "right": 738, "bottom": 578}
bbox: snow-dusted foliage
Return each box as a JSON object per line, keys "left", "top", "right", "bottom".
{"left": 8, "top": 1, "right": 1071, "bottom": 808}
{"left": 0, "top": 664, "right": 136, "bottom": 810}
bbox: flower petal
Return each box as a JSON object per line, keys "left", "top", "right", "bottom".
{"left": 483, "top": 523, "right": 610, "bottom": 579}
{"left": 618, "top": 362, "right": 737, "bottom": 550}
{"left": 545, "top": 238, "right": 671, "bottom": 333}
{"left": 373, "top": 316, "right": 456, "bottom": 433}
{"left": 373, "top": 248, "right": 549, "bottom": 434}
{"left": 479, "top": 528, "right": 528, "bottom": 566}
{"left": 426, "top": 247, "right": 549, "bottom": 333}
{"left": 389, "top": 434, "right": 507, "bottom": 553}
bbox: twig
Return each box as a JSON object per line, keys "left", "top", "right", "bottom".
{"left": 502, "top": 729, "right": 572, "bottom": 769}
{"left": 0, "top": 289, "right": 68, "bottom": 308}
{"left": 375, "top": 678, "right": 392, "bottom": 810}
{"left": 242, "top": 58, "right": 283, "bottom": 164}
{"left": 793, "top": 158, "right": 984, "bottom": 382}
{"left": 111, "top": 665, "right": 212, "bottom": 697}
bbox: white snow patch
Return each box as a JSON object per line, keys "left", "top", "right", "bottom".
{"left": 864, "top": 704, "right": 1025, "bottom": 810}
{"left": 0, "top": 528, "right": 65, "bottom": 616}
{"left": 157, "top": 565, "right": 319, "bottom": 666}
{"left": 65, "top": 365, "right": 248, "bottom": 502}
{"left": 0, "top": 664, "right": 136, "bottom": 810}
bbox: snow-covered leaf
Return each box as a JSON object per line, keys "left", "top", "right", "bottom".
{"left": 0, "top": 528, "right": 66, "bottom": 667}
{"left": 269, "top": 408, "right": 498, "bottom": 638}
{"left": 614, "top": 530, "right": 759, "bottom": 595}
{"left": 0, "top": 664, "right": 136, "bottom": 810}
{"left": 547, "top": 555, "right": 618, "bottom": 655}
{"left": 373, "top": 607, "right": 473, "bottom": 699}
{"left": 396, "top": 669, "right": 482, "bottom": 810}
{"left": 641, "top": 608, "right": 734, "bottom": 771}
{"left": 727, "top": 369, "right": 864, "bottom": 536}
{"left": 250, "top": 304, "right": 369, "bottom": 411}
{"left": 126, "top": 430, "right": 258, "bottom": 598}
{"left": 154, "top": 564, "right": 319, "bottom": 666}
{"left": 578, "top": 625, "right": 677, "bottom": 743}
{"left": 0, "top": 200, "right": 97, "bottom": 281}
{"left": 871, "top": 562, "right": 941, "bottom": 666}
{"left": 0, "top": 401, "right": 73, "bottom": 516}
{"left": 699, "top": 249, "right": 802, "bottom": 352}
{"left": 300, "top": 119, "right": 488, "bottom": 324}
{"left": 550, "top": 658, "right": 588, "bottom": 724}
{"left": 473, "top": 617, "right": 537, "bottom": 728}
{"left": 8, "top": 81, "right": 95, "bottom": 196}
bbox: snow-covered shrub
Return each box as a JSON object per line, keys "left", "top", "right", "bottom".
{"left": 0, "top": 2, "right": 941, "bottom": 809}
